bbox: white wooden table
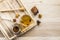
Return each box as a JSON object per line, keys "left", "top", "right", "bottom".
{"left": 0, "top": 0, "right": 60, "bottom": 40}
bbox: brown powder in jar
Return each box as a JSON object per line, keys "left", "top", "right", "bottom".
{"left": 13, "top": 26, "right": 19, "bottom": 32}
{"left": 31, "top": 6, "right": 39, "bottom": 15}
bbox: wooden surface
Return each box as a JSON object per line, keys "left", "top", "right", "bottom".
{"left": 0, "top": 0, "right": 60, "bottom": 40}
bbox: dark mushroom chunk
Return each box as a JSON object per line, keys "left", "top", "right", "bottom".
{"left": 13, "top": 19, "right": 16, "bottom": 22}
{"left": 37, "top": 20, "right": 41, "bottom": 25}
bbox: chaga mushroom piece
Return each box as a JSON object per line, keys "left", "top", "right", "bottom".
{"left": 37, "top": 20, "right": 41, "bottom": 25}
{"left": 31, "top": 6, "right": 39, "bottom": 15}
{"left": 13, "top": 19, "right": 16, "bottom": 22}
